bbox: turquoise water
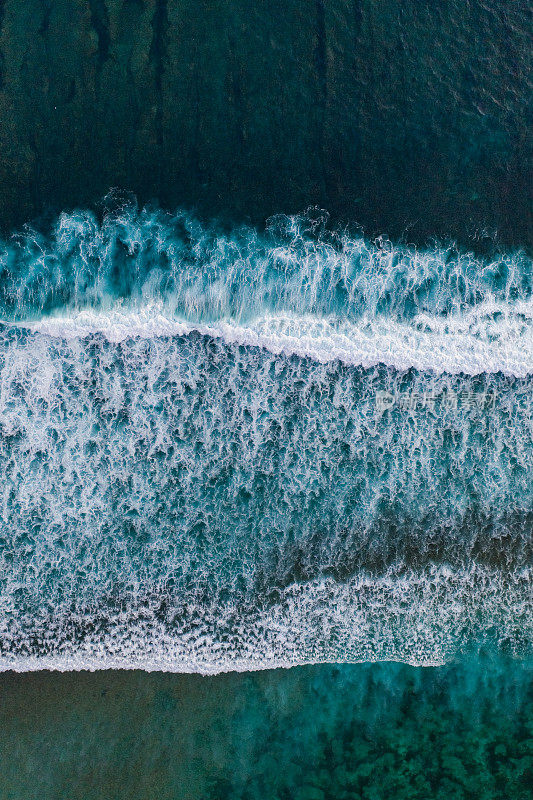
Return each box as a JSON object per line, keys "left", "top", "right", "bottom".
{"left": 0, "top": 654, "right": 531, "bottom": 799}
{"left": 0, "top": 205, "right": 531, "bottom": 672}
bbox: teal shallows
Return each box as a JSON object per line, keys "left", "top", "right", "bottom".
{"left": 0, "top": 654, "right": 531, "bottom": 800}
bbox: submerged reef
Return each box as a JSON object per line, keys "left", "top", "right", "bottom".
{"left": 0, "top": 656, "right": 531, "bottom": 800}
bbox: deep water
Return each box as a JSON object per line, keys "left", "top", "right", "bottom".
{"left": 0, "top": 1, "right": 530, "bottom": 248}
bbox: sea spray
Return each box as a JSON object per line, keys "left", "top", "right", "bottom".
{"left": 0, "top": 206, "right": 531, "bottom": 670}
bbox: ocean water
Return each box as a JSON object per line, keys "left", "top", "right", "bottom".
{"left": 0, "top": 2, "right": 531, "bottom": 796}
{"left": 0, "top": 205, "right": 531, "bottom": 674}
{"left": 0, "top": 655, "right": 531, "bottom": 800}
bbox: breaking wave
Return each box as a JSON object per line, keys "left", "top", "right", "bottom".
{"left": 0, "top": 205, "right": 531, "bottom": 671}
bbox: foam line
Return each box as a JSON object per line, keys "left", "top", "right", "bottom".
{"left": 14, "top": 299, "right": 533, "bottom": 377}
{"left": 0, "top": 566, "right": 530, "bottom": 673}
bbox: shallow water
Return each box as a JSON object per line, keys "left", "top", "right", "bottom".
{"left": 0, "top": 653, "right": 531, "bottom": 800}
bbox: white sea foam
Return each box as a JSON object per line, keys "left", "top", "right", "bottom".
{"left": 1, "top": 206, "right": 532, "bottom": 327}
{"left": 14, "top": 295, "right": 533, "bottom": 376}
{"left": 0, "top": 207, "right": 531, "bottom": 672}
{"left": 0, "top": 566, "right": 530, "bottom": 673}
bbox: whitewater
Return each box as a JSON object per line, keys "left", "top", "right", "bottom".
{"left": 0, "top": 206, "right": 531, "bottom": 672}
